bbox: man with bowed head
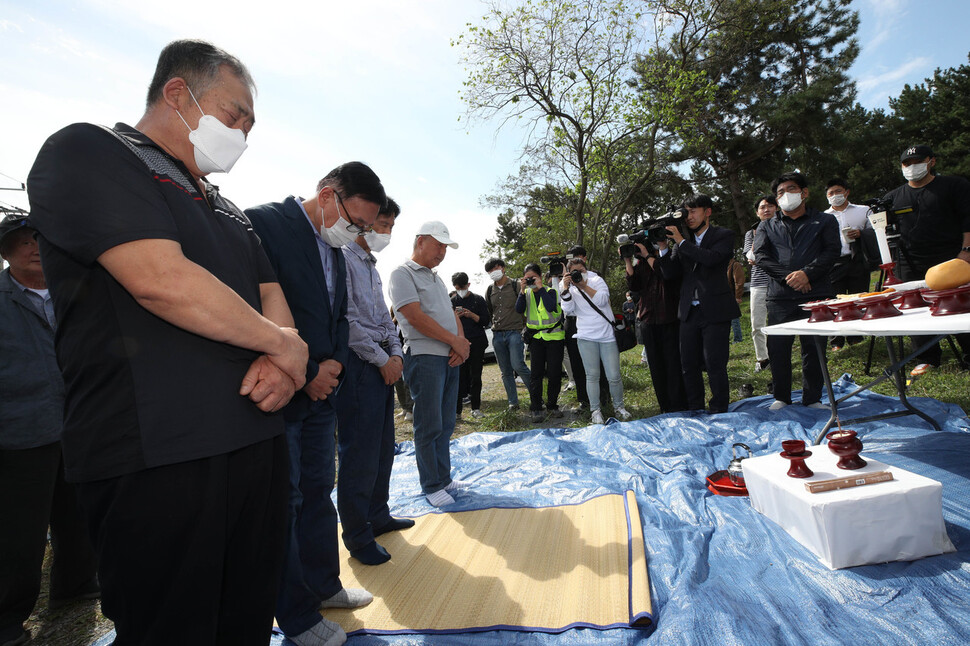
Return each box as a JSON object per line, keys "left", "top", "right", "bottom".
{"left": 334, "top": 197, "right": 416, "bottom": 569}
{"left": 27, "top": 40, "right": 307, "bottom": 645}
{"left": 390, "top": 223, "right": 470, "bottom": 507}
{"left": 248, "top": 162, "right": 385, "bottom": 646}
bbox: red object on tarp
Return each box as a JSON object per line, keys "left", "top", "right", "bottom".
{"left": 706, "top": 470, "right": 749, "bottom": 496}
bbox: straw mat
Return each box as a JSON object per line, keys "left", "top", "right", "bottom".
{"left": 324, "top": 490, "right": 652, "bottom": 635}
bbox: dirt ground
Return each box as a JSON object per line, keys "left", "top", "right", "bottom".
{"left": 26, "top": 362, "right": 570, "bottom": 645}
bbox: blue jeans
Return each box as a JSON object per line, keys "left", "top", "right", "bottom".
{"left": 491, "top": 329, "right": 531, "bottom": 406}
{"left": 333, "top": 353, "right": 396, "bottom": 551}
{"left": 576, "top": 339, "right": 623, "bottom": 411}
{"left": 731, "top": 317, "right": 743, "bottom": 342}
{"left": 276, "top": 400, "right": 341, "bottom": 637}
{"left": 403, "top": 352, "right": 459, "bottom": 494}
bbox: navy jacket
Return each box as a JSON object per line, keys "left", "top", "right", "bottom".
{"left": 0, "top": 268, "right": 64, "bottom": 449}
{"left": 246, "top": 196, "right": 349, "bottom": 421}
{"left": 659, "top": 225, "right": 741, "bottom": 323}
{"left": 753, "top": 207, "right": 841, "bottom": 303}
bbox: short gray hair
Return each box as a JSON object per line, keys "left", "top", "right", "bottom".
{"left": 145, "top": 39, "right": 255, "bottom": 108}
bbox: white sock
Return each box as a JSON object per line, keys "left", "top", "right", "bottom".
{"left": 426, "top": 489, "right": 455, "bottom": 507}
{"left": 289, "top": 618, "right": 346, "bottom": 646}
{"left": 444, "top": 479, "right": 469, "bottom": 492}
{"left": 319, "top": 587, "right": 373, "bottom": 609}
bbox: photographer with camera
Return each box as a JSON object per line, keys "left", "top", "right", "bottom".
{"left": 622, "top": 233, "right": 687, "bottom": 413}
{"left": 755, "top": 172, "right": 841, "bottom": 411}
{"left": 451, "top": 272, "right": 490, "bottom": 420}
{"left": 514, "top": 264, "right": 566, "bottom": 422}
{"left": 560, "top": 258, "right": 631, "bottom": 425}
{"left": 882, "top": 145, "right": 970, "bottom": 375}
{"left": 658, "top": 195, "right": 739, "bottom": 414}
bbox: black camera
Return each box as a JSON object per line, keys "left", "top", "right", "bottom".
{"left": 644, "top": 206, "right": 689, "bottom": 243}
{"left": 569, "top": 269, "right": 584, "bottom": 283}
{"left": 540, "top": 251, "right": 572, "bottom": 277}
{"left": 862, "top": 197, "right": 911, "bottom": 235}
{"left": 616, "top": 230, "right": 649, "bottom": 258}
{"left": 525, "top": 277, "right": 537, "bottom": 286}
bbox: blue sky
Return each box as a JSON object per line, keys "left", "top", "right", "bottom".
{"left": 2, "top": 0, "right": 968, "bottom": 287}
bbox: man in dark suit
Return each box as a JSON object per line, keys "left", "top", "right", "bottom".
{"left": 658, "top": 194, "right": 740, "bottom": 413}
{"left": 247, "top": 162, "right": 386, "bottom": 646}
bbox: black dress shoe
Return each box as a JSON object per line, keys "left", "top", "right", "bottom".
{"left": 351, "top": 541, "right": 391, "bottom": 565}
{"left": 373, "top": 517, "right": 415, "bottom": 537}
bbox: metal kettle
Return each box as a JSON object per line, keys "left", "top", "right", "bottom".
{"left": 727, "top": 443, "right": 751, "bottom": 487}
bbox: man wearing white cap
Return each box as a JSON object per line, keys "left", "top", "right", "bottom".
{"left": 388, "top": 222, "right": 470, "bottom": 507}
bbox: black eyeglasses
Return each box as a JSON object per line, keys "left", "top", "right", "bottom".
{"left": 334, "top": 192, "right": 373, "bottom": 234}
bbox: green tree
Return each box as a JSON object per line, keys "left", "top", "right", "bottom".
{"left": 890, "top": 54, "right": 970, "bottom": 179}
{"left": 454, "top": 0, "right": 711, "bottom": 276}
{"left": 640, "top": 0, "right": 860, "bottom": 233}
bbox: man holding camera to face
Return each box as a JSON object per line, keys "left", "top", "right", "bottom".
{"left": 622, "top": 236, "right": 687, "bottom": 413}
{"left": 657, "top": 194, "right": 739, "bottom": 414}
{"left": 515, "top": 264, "right": 566, "bottom": 422}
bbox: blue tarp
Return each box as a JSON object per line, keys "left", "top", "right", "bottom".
{"left": 97, "top": 376, "right": 970, "bottom": 646}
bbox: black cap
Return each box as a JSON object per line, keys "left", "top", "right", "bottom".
{"left": 0, "top": 213, "right": 33, "bottom": 250}
{"left": 900, "top": 144, "right": 934, "bottom": 162}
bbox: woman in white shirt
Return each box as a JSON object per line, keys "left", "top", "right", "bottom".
{"left": 560, "top": 258, "right": 631, "bottom": 424}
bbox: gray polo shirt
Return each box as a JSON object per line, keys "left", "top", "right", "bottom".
{"left": 389, "top": 259, "right": 457, "bottom": 357}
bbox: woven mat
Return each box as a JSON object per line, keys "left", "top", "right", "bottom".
{"left": 323, "top": 491, "right": 652, "bottom": 636}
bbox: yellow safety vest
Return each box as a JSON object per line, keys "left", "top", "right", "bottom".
{"left": 525, "top": 288, "right": 565, "bottom": 341}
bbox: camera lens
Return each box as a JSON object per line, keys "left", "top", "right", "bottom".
{"left": 525, "top": 277, "right": 536, "bottom": 286}
{"left": 570, "top": 269, "right": 583, "bottom": 283}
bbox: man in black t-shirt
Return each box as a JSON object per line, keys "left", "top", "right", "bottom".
{"left": 27, "top": 40, "right": 308, "bottom": 646}
{"left": 883, "top": 145, "right": 970, "bottom": 372}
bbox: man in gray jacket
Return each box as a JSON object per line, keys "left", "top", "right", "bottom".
{"left": 0, "top": 214, "right": 98, "bottom": 646}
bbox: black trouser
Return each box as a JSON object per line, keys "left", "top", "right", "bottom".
{"left": 679, "top": 306, "right": 731, "bottom": 412}
{"left": 76, "top": 435, "right": 288, "bottom": 646}
{"left": 528, "top": 337, "right": 566, "bottom": 411}
{"left": 564, "top": 317, "right": 589, "bottom": 407}
{"left": 457, "top": 335, "right": 488, "bottom": 413}
{"left": 0, "top": 443, "right": 98, "bottom": 643}
{"left": 899, "top": 257, "right": 970, "bottom": 366}
{"left": 767, "top": 300, "right": 825, "bottom": 405}
{"left": 640, "top": 319, "right": 687, "bottom": 413}
{"left": 830, "top": 255, "right": 871, "bottom": 346}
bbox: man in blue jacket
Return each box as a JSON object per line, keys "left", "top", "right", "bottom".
{"left": 1, "top": 214, "right": 99, "bottom": 646}
{"left": 754, "top": 172, "right": 841, "bottom": 410}
{"left": 247, "top": 162, "right": 386, "bottom": 646}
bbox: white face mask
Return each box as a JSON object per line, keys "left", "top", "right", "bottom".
{"left": 827, "top": 194, "right": 846, "bottom": 207}
{"left": 363, "top": 231, "right": 391, "bottom": 252}
{"left": 778, "top": 191, "right": 803, "bottom": 212}
{"left": 176, "top": 86, "right": 248, "bottom": 174}
{"left": 581, "top": 272, "right": 589, "bottom": 282}
{"left": 318, "top": 194, "right": 361, "bottom": 248}
{"left": 488, "top": 269, "right": 504, "bottom": 282}
{"left": 457, "top": 289, "right": 469, "bottom": 298}
{"left": 903, "top": 162, "right": 929, "bottom": 182}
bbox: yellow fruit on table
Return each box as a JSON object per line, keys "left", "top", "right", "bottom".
{"left": 925, "top": 258, "right": 970, "bottom": 290}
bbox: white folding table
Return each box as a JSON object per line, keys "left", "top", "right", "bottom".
{"left": 763, "top": 306, "right": 970, "bottom": 443}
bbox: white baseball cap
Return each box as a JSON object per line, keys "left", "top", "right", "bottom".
{"left": 415, "top": 221, "right": 458, "bottom": 248}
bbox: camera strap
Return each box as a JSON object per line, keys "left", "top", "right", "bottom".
{"left": 575, "top": 286, "right": 619, "bottom": 330}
